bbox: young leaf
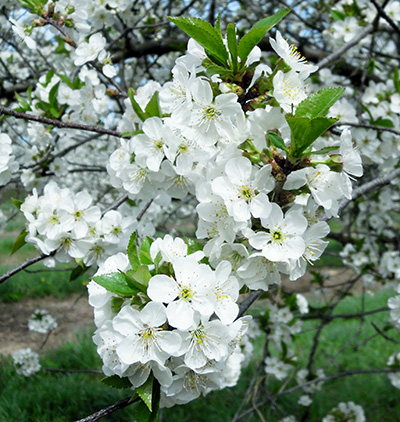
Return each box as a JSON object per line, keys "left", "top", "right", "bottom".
{"left": 48, "top": 81, "right": 60, "bottom": 107}
{"left": 215, "top": 12, "right": 222, "bottom": 40}
{"left": 330, "top": 10, "right": 346, "bottom": 20}
{"left": 111, "top": 296, "right": 124, "bottom": 313}
{"left": 287, "top": 115, "right": 338, "bottom": 157}
{"left": 139, "top": 237, "right": 154, "bottom": 265}
{"left": 226, "top": 23, "right": 238, "bottom": 74}
{"left": 137, "top": 375, "right": 153, "bottom": 411}
{"left": 93, "top": 272, "right": 138, "bottom": 297}
{"left": 295, "top": 87, "right": 345, "bottom": 119}
{"left": 15, "top": 92, "right": 31, "bottom": 112}
{"left": 11, "top": 229, "right": 27, "bottom": 255}
{"left": 268, "top": 132, "right": 289, "bottom": 153}
{"left": 308, "top": 145, "right": 340, "bottom": 155}
{"left": 128, "top": 88, "right": 147, "bottom": 122}
{"left": 144, "top": 91, "right": 162, "bottom": 118}
{"left": 167, "top": 17, "right": 228, "bottom": 67}
{"left": 237, "top": 9, "right": 291, "bottom": 67}
{"left": 58, "top": 74, "right": 75, "bottom": 89}
{"left": 129, "top": 265, "right": 152, "bottom": 289}
{"left": 11, "top": 197, "right": 23, "bottom": 210}
{"left": 70, "top": 264, "right": 90, "bottom": 281}
{"left": 127, "top": 231, "right": 141, "bottom": 271}
{"left": 101, "top": 375, "right": 132, "bottom": 390}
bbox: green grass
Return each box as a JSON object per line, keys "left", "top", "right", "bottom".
{"left": 1, "top": 290, "right": 399, "bottom": 422}
{"left": 0, "top": 231, "right": 90, "bottom": 302}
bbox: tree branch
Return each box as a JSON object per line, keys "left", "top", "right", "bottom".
{"left": 0, "top": 105, "right": 125, "bottom": 138}
{"left": 337, "top": 167, "right": 400, "bottom": 215}
{"left": 74, "top": 396, "right": 139, "bottom": 422}
{"left": 317, "top": 22, "right": 375, "bottom": 69}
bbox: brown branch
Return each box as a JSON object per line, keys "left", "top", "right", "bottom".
{"left": 337, "top": 166, "right": 400, "bottom": 215}
{"left": 300, "top": 306, "right": 389, "bottom": 321}
{"left": 74, "top": 396, "right": 139, "bottom": 422}
{"left": 0, "top": 105, "right": 125, "bottom": 138}
{"left": 333, "top": 121, "right": 400, "bottom": 136}
{"left": 0, "top": 252, "right": 50, "bottom": 284}
{"left": 317, "top": 22, "right": 375, "bottom": 69}
{"left": 44, "top": 368, "right": 102, "bottom": 374}
{"left": 237, "top": 368, "right": 400, "bottom": 420}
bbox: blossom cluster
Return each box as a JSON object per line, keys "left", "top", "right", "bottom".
{"left": 28, "top": 309, "right": 58, "bottom": 334}
{"left": 0, "top": 133, "right": 19, "bottom": 186}
{"left": 88, "top": 238, "right": 252, "bottom": 406}
{"left": 12, "top": 347, "right": 41, "bottom": 377}
{"left": 21, "top": 181, "right": 135, "bottom": 267}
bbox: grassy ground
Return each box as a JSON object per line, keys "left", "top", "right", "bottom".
{"left": 0, "top": 288, "right": 399, "bottom": 422}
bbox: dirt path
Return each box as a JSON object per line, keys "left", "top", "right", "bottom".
{"left": 0, "top": 267, "right": 356, "bottom": 357}
{"left": 0, "top": 292, "right": 94, "bottom": 356}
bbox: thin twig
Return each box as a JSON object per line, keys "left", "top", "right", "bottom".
{"left": 0, "top": 105, "right": 125, "bottom": 138}
{"left": 74, "top": 396, "right": 139, "bottom": 422}
{"left": 317, "top": 22, "right": 375, "bottom": 69}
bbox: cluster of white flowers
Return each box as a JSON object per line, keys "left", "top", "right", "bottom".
{"left": 0, "top": 133, "right": 19, "bottom": 186}
{"left": 88, "top": 241, "right": 251, "bottom": 406}
{"left": 28, "top": 309, "right": 58, "bottom": 334}
{"left": 12, "top": 348, "right": 41, "bottom": 377}
{"left": 387, "top": 352, "right": 400, "bottom": 389}
{"left": 322, "top": 401, "right": 366, "bottom": 422}
{"left": 21, "top": 181, "right": 136, "bottom": 267}
{"left": 83, "top": 27, "right": 366, "bottom": 408}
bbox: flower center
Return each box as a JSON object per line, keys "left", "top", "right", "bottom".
{"left": 202, "top": 105, "right": 220, "bottom": 121}
{"left": 179, "top": 287, "right": 193, "bottom": 301}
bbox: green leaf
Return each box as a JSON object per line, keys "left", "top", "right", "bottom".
{"left": 137, "top": 375, "right": 153, "bottom": 411}
{"left": 140, "top": 237, "right": 154, "bottom": 265}
{"left": 93, "top": 272, "right": 138, "bottom": 297}
{"left": 330, "top": 10, "right": 346, "bottom": 20}
{"left": 45, "top": 69, "right": 55, "bottom": 86}
{"left": 101, "top": 375, "right": 132, "bottom": 390}
{"left": 48, "top": 81, "right": 60, "bottom": 107}
{"left": 215, "top": 12, "right": 222, "bottom": 40}
{"left": 58, "top": 74, "right": 75, "bottom": 89}
{"left": 111, "top": 296, "right": 124, "bottom": 313}
{"left": 127, "top": 231, "right": 141, "bottom": 271}
{"left": 17, "top": 0, "right": 46, "bottom": 13}
{"left": 144, "top": 91, "right": 162, "bottom": 118}
{"left": 287, "top": 115, "right": 338, "bottom": 157}
{"left": 308, "top": 145, "right": 340, "bottom": 155}
{"left": 135, "top": 377, "right": 160, "bottom": 422}
{"left": 11, "top": 197, "right": 23, "bottom": 210}
{"left": 268, "top": 132, "right": 288, "bottom": 153}
{"left": 128, "top": 88, "right": 147, "bottom": 122}
{"left": 129, "top": 265, "right": 152, "bottom": 289}
{"left": 11, "top": 229, "right": 27, "bottom": 255}
{"left": 55, "top": 38, "right": 69, "bottom": 54}
{"left": 237, "top": 9, "right": 291, "bottom": 67}
{"left": 203, "top": 63, "right": 233, "bottom": 77}
{"left": 135, "top": 401, "right": 153, "bottom": 422}
{"left": 167, "top": 17, "right": 228, "bottom": 67}
{"left": 226, "top": 23, "right": 238, "bottom": 74}
{"left": 15, "top": 92, "right": 31, "bottom": 112}
{"left": 394, "top": 68, "right": 400, "bottom": 94}
{"left": 295, "top": 87, "right": 345, "bottom": 119}
{"left": 70, "top": 264, "right": 89, "bottom": 281}
{"left": 373, "top": 118, "right": 394, "bottom": 128}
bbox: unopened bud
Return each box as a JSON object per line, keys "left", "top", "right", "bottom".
{"left": 65, "top": 5, "right": 75, "bottom": 14}
{"left": 64, "top": 19, "right": 74, "bottom": 28}
{"left": 326, "top": 154, "right": 343, "bottom": 172}
{"left": 224, "top": 83, "right": 244, "bottom": 96}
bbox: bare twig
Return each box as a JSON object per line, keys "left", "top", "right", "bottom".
{"left": 73, "top": 396, "right": 139, "bottom": 422}
{"left": 317, "top": 23, "right": 375, "bottom": 69}
{"left": 0, "top": 105, "right": 124, "bottom": 138}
